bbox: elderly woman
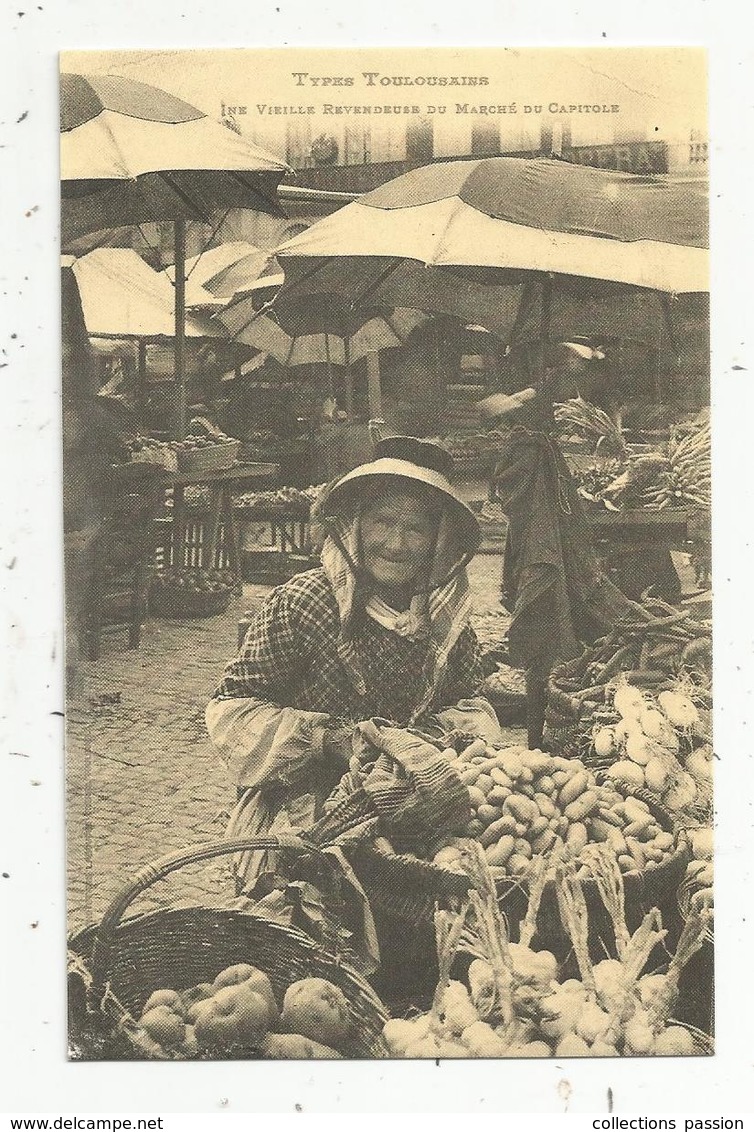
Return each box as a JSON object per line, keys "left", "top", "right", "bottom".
{"left": 206, "top": 436, "right": 501, "bottom": 890}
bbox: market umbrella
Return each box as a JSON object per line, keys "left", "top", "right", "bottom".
{"left": 217, "top": 293, "right": 430, "bottom": 415}
{"left": 165, "top": 242, "right": 275, "bottom": 304}
{"left": 63, "top": 248, "right": 226, "bottom": 419}
{"left": 60, "top": 72, "right": 290, "bottom": 436}
{"left": 65, "top": 248, "right": 221, "bottom": 336}
{"left": 273, "top": 156, "right": 708, "bottom": 367}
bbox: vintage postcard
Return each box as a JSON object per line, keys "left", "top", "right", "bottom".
{"left": 60, "top": 46, "right": 714, "bottom": 1070}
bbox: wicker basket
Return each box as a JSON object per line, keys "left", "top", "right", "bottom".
{"left": 349, "top": 780, "right": 688, "bottom": 973}
{"left": 130, "top": 448, "right": 178, "bottom": 473}
{"left": 177, "top": 440, "right": 240, "bottom": 474}
{"left": 149, "top": 583, "right": 232, "bottom": 619}
{"left": 68, "top": 836, "right": 390, "bottom": 1061}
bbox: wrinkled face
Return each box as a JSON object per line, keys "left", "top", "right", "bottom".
{"left": 360, "top": 486, "right": 439, "bottom": 594}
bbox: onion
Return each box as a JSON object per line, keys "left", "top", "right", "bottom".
{"left": 508, "top": 943, "right": 558, "bottom": 987}
{"left": 637, "top": 974, "right": 672, "bottom": 1010}
{"left": 462, "top": 1020, "right": 509, "bottom": 1057}
{"left": 609, "top": 760, "right": 645, "bottom": 788}
{"left": 624, "top": 1010, "right": 655, "bottom": 1054}
{"left": 658, "top": 691, "right": 699, "bottom": 730}
{"left": 614, "top": 685, "right": 645, "bottom": 719}
{"left": 441, "top": 981, "right": 479, "bottom": 1035}
{"left": 640, "top": 708, "right": 666, "bottom": 738}
{"left": 644, "top": 757, "right": 670, "bottom": 794}
{"left": 383, "top": 1017, "right": 430, "bottom": 1055}
{"left": 688, "top": 828, "right": 713, "bottom": 860}
{"left": 555, "top": 1032, "right": 591, "bottom": 1057}
{"left": 576, "top": 1002, "right": 612, "bottom": 1044}
{"left": 593, "top": 726, "right": 616, "bottom": 758}
{"left": 686, "top": 747, "right": 713, "bottom": 783}
{"left": 625, "top": 730, "right": 653, "bottom": 766}
{"left": 592, "top": 959, "right": 626, "bottom": 1009}
{"left": 664, "top": 771, "right": 698, "bottom": 811}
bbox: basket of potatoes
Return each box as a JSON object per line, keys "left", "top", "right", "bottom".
{"left": 67, "top": 835, "right": 389, "bottom": 1061}
{"left": 436, "top": 741, "right": 688, "bottom": 959}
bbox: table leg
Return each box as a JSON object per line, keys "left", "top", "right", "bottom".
{"left": 206, "top": 486, "right": 224, "bottom": 571}
{"left": 173, "top": 485, "right": 186, "bottom": 569}
{"left": 222, "top": 484, "right": 242, "bottom": 578}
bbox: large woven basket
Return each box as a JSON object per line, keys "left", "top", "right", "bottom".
{"left": 68, "top": 837, "right": 390, "bottom": 1061}
{"left": 349, "top": 781, "right": 688, "bottom": 972}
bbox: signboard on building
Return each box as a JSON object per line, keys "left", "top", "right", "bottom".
{"left": 563, "top": 139, "right": 668, "bottom": 174}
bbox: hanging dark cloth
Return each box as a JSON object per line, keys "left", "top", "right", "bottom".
{"left": 491, "top": 425, "right": 636, "bottom": 745}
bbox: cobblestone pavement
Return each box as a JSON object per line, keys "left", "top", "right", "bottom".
{"left": 66, "top": 557, "right": 517, "bottom": 935}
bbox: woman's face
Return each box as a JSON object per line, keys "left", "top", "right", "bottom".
{"left": 360, "top": 487, "right": 439, "bottom": 595}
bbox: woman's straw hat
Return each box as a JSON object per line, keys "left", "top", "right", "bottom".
{"left": 318, "top": 435, "right": 481, "bottom": 556}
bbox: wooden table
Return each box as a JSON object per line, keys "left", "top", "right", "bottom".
{"left": 586, "top": 506, "right": 690, "bottom": 603}
{"left": 167, "top": 463, "right": 280, "bottom": 579}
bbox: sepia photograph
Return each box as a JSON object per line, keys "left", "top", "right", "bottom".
{"left": 59, "top": 46, "right": 714, "bottom": 1066}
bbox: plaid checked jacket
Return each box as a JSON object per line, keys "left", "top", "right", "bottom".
{"left": 214, "top": 567, "right": 485, "bottom": 725}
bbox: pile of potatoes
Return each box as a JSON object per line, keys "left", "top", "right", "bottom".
{"left": 135, "top": 965, "right": 352, "bottom": 1059}
{"left": 432, "top": 741, "right": 676, "bottom": 879}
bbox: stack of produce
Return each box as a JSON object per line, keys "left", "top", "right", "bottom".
{"left": 654, "top": 422, "right": 712, "bottom": 510}
{"left": 382, "top": 842, "right": 712, "bottom": 1059}
{"left": 562, "top": 410, "right": 711, "bottom": 514}
{"left": 547, "top": 598, "right": 711, "bottom": 755}
{"left": 591, "top": 680, "right": 712, "bottom": 822}
{"left": 133, "top": 964, "right": 353, "bottom": 1060}
{"left": 432, "top": 741, "right": 677, "bottom": 881}
{"left": 232, "top": 484, "right": 324, "bottom": 515}
{"left": 176, "top": 429, "right": 237, "bottom": 454}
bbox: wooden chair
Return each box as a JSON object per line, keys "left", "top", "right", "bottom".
{"left": 79, "top": 463, "right": 166, "bottom": 661}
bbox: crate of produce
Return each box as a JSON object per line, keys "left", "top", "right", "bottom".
{"left": 176, "top": 438, "right": 240, "bottom": 474}
{"left": 67, "top": 836, "right": 390, "bottom": 1061}
{"left": 149, "top": 568, "right": 234, "bottom": 619}
{"left": 127, "top": 437, "right": 179, "bottom": 473}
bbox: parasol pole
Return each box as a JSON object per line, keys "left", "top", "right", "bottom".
{"left": 540, "top": 273, "right": 553, "bottom": 384}
{"left": 366, "top": 350, "right": 382, "bottom": 418}
{"left": 174, "top": 219, "right": 187, "bottom": 440}
{"left": 343, "top": 337, "right": 354, "bottom": 418}
{"left": 136, "top": 339, "right": 148, "bottom": 430}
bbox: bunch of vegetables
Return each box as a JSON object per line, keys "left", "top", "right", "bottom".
{"left": 579, "top": 421, "right": 711, "bottom": 513}
{"left": 593, "top": 679, "right": 712, "bottom": 820}
{"left": 572, "top": 459, "right": 625, "bottom": 505}
{"left": 657, "top": 422, "right": 712, "bottom": 510}
{"left": 554, "top": 398, "right": 628, "bottom": 461}
{"left": 382, "top": 843, "right": 711, "bottom": 1058}
{"left": 132, "top": 965, "right": 352, "bottom": 1060}
{"left": 432, "top": 741, "right": 677, "bottom": 880}
{"left": 555, "top": 598, "right": 712, "bottom": 723}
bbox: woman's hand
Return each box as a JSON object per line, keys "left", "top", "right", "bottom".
{"left": 322, "top": 724, "right": 355, "bottom": 771}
